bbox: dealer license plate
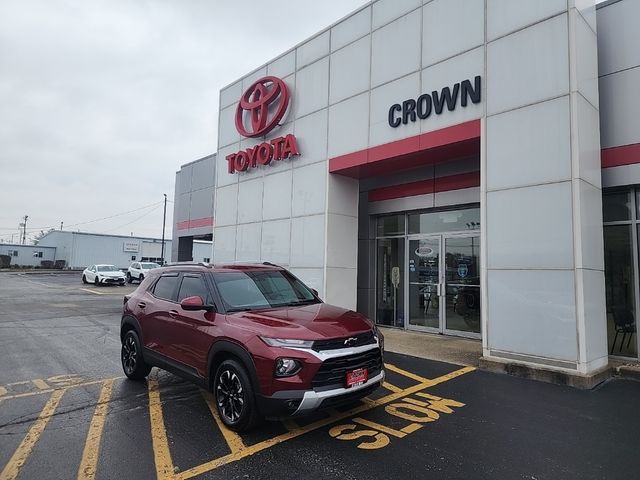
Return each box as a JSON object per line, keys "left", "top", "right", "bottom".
{"left": 346, "top": 368, "right": 368, "bottom": 388}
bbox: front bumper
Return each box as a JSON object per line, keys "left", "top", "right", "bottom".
{"left": 100, "top": 277, "right": 126, "bottom": 284}
{"left": 256, "top": 369, "right": 384, "bottom": 418}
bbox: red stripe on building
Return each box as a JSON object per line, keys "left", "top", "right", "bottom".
{"left": 329, "top": 120, "right": 481, "bottom": 179}
{"left": 176, "top": 217, "right": 214, "bottom": 230}
{"left": 601, "top": 143, "right": 640, "bottom": 168}
{"left": 368, "top": 171, "right": 480, "bottom": 202}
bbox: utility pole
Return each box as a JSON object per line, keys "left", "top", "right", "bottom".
{"left": 60, "top": 221, "right": 63, "bottom": 231}
{"left": 21, "top": 215, "right": 28, "bottom": 244}
{"left": 160, "top": 194, "right": 167, "bottom": 265}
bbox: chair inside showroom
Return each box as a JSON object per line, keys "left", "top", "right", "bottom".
{"left": 610, "top": 308, "right": 636, "bottom": 354}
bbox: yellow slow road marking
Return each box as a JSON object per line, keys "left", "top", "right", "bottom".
{"left": 352, "top": 417, "right": 406, "bottom": 438}
{"left": 0, "top": 389, "right": 66, "bottom": 480}
{"left": 177, "top": 366, "right": 475, "bottom": 479}
{"left": 31, "top": 379, "right": 50, "bottom": 391}
{"left": 148, "top": 378, "right": 176, "bottom": 480}
{"left": 384, "top": 363, "right": 432, "bottom": 383}
{"left": 77, "top": 379, "right": 114, "bottom": 480}
{"left": 201, "top": 390, "right": 246, "bottom": 454}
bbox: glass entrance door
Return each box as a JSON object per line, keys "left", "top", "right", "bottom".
{"left": 443, "top": 235, "right": 481, "bottom": 337}
{"left": 408, "top": 237, "right": 441, "bottom": 331}
{"left": 407, "top": 234, "right": 481, "bottom": 336}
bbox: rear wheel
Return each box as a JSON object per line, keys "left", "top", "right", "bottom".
{"left": 138, "top": 274, "right": 144, "bottom": 283}
{"left": 121, "top": 330, "right": 151, "bottom": 380}
{"left": 214, "top": 360, "right": 259, "bottom": 432}
{"left": 126, "top": 272, "right": 132, "bottom": 284}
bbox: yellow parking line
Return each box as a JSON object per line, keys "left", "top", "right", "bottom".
{"left": 201, "top": 390, "right": 246, "bottom": 454}
{"left": 148, "top": 378, "right": 176, "bottom": 480}
{"left": 31, "top": 379, "right": 50, "bottom": 391}
{"left": 77, "top": 379, "right": 114, "bottom": 480}
{"left": 382, "top": 381, "right": 402, "bottom": 393}
{"left": 177, "top": 366, "right": 475, "bottom": 479}
{"left": 0, "top": 377, "right": 123, "bottom": 403}
{"left": 0, "top": 389, "right": 66, "bottom": 480}
{"left": 384, "top": 363, "right": 432, "bottom": 384}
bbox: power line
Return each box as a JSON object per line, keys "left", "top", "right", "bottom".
{"left": 98, "top": 203, "right": 164, "bottom": 234}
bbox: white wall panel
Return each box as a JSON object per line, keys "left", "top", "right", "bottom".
{"left": 326, "top": 214, "right": 358, "bottom": 269}
{"left": 292, "top": 162, "right": 327, "bottom": 217}
{"left": 327, "top": 174, "right": 359, "bottom": 218}
{"left": 328, "top": 92, "right": 370, "bottom": 158}
{"left": 422, "top": 0, "right": 484, "bottom": 67}
{"left": 573, "top": 11, "right": 599, "bottom": 109}
{"left": 220, "top": 80, "right": 242, "bottom": 109}
{"left": 290, "top": 215, "right": 325, "bottom": 268}
{"left": 487, "top": 0, "right": 567, "bottom": 41}
{"left": 369, "top": 72, "right": 420, "bottom": 147}
{"left": 218, "top": 104, "right": 241, "bottom": 148}
{"left": 213, "top": 226, "right": 236, "bottom": 263}
{"left": 268, "top": 50, "right": 296, "bottom": 78}
{"left": 237, "top": 178, "right": 263, "bottom": 224}
{"left": 330, "top": 36, "right": 371, "bottom": 104}
{"left": 262, "top": 170, "right": 292, "bottom": 221}
{"left": 574, "top": 94, "right": 601, "bottom": 188}
{"left": 487, "top": 14, "right": 569, "bottom": 115}
{"left": 325, "top": 267, "right": 358, "bottom": 310}
{"left": 236, "top": 223, "right": 261, "bottom": 262}
{"left": 575, "top": 179, "right": 605, "bottom": 271}
{"left": 293, "top": 108, "right": 328, "bottom": 167}
{"left": 597, "top": 0, "right": 640, "bottom": 76}
{"left": 371, "top": 10, "right": 421, "bottom": 88}
{"left": 572, "top": 0, "right": 596, "bottom": 32}
{"left": 598, "top": 68, "right": 640, "bottom": 148}
{"left": 296, "top": 31, "right": 330, "bottom": 69}
{"left": 488, "top": 269, "right": 578, "bottom": 362}
{"left": 293, "top": 58, "right": 329, "bottom": 119}
{"left": 290, "top": 268, "right": 325, "bottom": 299}
{"left": 261, "top": 219, "right": 291, "bottom": 266}
{"left": 215, "top": 143, "right": 239, "bottom": 188}
{"left": 487, "top": 182, "right": 574, "bottom": 270}
{"left": 372, "top": 0, "right": 421, "bottom": 30}
{"left": 212, "top": 184, "right": 237, "bottom": 228}
{"left": 331, "top": 6, "right": 371, "bottom": 52}
{"left": 241, "top": 67, "right": 267, "bottom": 91}
{"left": 420, "top": 46, "right": 484, "bottom": 134}
{"left": 487, "top": 96, "right": 571, "bottom": 190}
{"left": 578, "top": 268, "right": 608, "bottom": 362}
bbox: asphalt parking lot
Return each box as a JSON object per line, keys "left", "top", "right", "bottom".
{"left": 1, "top": 272, "right": 640, "bottom": 480}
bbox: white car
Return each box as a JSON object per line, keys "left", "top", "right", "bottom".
{"left": 82, "top": 264, "right": 126, "bottom": 286}
{"left": 127, "top": 261, "right": 160, "bottom": 283}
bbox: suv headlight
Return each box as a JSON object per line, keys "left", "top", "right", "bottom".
{"left": 259, "top": 337, "right": 313, "bottom": 349}
{"left": 274, "top": 358, "right": 302, "bottom": 377}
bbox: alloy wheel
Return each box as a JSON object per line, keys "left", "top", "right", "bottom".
{"left": 122, "top": 335, "right": 137, "bottom": 375}
{"left": 216, "top": 369, "right": 244, "bottom": 423}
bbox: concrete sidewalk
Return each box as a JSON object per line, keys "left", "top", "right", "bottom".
{"left": 380, "top": 326, "right": 482, "bottom": 367}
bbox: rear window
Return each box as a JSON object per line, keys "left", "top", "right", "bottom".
{"left": 152, "top": 275, "right": 179, "bottom": 301}
{"left": 212, "top": 270, "right": 317, "bottom": 312}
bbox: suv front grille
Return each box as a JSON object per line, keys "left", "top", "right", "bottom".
{"left": 312, "top": 348, "right": 382, "bottom": 389}
{"left": 312, "top": 330, "right": 376, "bottom": 352}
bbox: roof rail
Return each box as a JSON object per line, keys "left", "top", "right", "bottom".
{"left": 164, "top": 261, "right": 212, "bottom": 268}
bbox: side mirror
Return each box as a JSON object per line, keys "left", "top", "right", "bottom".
{"left": 180, "top": 296, "right": 215, "bottom": 311}
{"left": 311, "top": 288, "right": 319, "bottom": 297}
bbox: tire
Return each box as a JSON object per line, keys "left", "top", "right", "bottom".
{"left": 121, "top": 330, "right": 151, "bottom": 380}
{"left": 82, "top": 275, "right": 87, "bottom": 284}
{"left": 214, "top": 359, "right": 259, "bottom": 432}
{"left": 138, "top": 274, "right": 144, "bottom": 283}
{"left": 126, "top": 272, "right": 132, "bottom": 284}
{"left": 94, "top": 276, "right": 99, "bottom": 286}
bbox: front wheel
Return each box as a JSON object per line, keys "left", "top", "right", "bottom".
{"left": 214, "top": 360, "right": 259, "bottom": 432}
{"left": 94, "top": 276, "right": 99, "bottom": 286}
{"left": 82, "top": 275, "right": 87, "bottom": 284}
{"left": 121, "top": 330, "right": 151, "bottom": 380}
{"left": 126, "top": 272, "right": 132, "bottom": 284}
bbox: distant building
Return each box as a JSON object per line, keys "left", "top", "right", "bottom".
{"left": 171, "top": 153, "right": 215, "bottom": 262}
{"left": 0, "top": 243, "right": 56, "bottom": 267}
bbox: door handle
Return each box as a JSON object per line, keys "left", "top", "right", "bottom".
{"left": 138, "top": 302, "right": 146, "bottom": 308}
{"left": 169, "top": 310, "right": 178, "bottom": 318}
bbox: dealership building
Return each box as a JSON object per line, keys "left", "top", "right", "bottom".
{"left": 207, "top": 0, "right": 640, "bottom": 379}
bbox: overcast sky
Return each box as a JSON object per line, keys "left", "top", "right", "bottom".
{"left": 0, "top": 0, "right": 368, "bottom": 243}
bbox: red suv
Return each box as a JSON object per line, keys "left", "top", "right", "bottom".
{"left": 120, "top": 262, "right": 384, "bottom": 431}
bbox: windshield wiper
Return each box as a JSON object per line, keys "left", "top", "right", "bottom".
{"left": 274, "top": 299, "right": 319, "bottom": 308}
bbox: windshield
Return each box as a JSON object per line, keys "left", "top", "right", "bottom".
{"left": 97, "top": 265, "right": 119, "bottom": 272}
{"left": 213, "top": 270, "right": 318, "bottom": 312}
{"left": 140, "top": 263, "right": 160, "bottom": 269}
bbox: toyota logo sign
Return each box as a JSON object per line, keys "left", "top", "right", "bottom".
{"left": 235, "top": 76, "right": 290, "bottom": 138}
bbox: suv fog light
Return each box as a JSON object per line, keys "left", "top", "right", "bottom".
{"left": 274, "top": 358, "right": 301, "bottom": 377}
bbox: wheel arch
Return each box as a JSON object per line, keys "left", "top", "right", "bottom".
{"left": 207, "top": 341, "right": 260, "bottom": 394}
{"left": 120, "top": 315, "right": 143, "bottom": 343}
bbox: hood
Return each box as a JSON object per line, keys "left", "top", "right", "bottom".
{"left": 99, "top": 271, "right": 124, "bottom": 277}
{"left": 228, "top": 303, "right": 374, "bottom": 340}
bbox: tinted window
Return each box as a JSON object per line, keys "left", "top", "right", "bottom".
{"left": 153, "top": 275, "right": 179, "bottom": 301}
{"left": 178, "top": 275, "right": 210, "bottom": 303}
{"left": 213, "top": 270, "right": 317, "bottom": 312}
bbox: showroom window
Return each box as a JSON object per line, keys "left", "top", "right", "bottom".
{"left": 603, "top": 188, "right": 639, "bottom": 358}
